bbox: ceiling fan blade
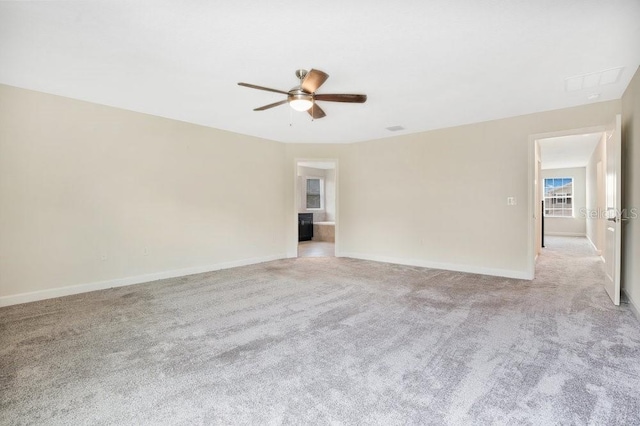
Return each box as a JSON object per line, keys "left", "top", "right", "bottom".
{"left": 254, "top": 100, "right": 288, "bottom": 111}
{"left": 308, "top": 103, "right": 326, "bottom": 119}
{"left": 301, "top": 69, "right": 329, "bottom": 93}
{"left": 238, "top": 82, "right": 289, "bottom": 95}
{"left": 314, "top": 93, "right": 367, "bottom": 103}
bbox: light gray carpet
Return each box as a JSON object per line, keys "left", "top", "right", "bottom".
{"left": 1, "top": 237, "right": 639, "bottom": 425}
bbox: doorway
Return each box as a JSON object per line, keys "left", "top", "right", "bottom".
{"left": 530, "top": 116, "right": 623, "bottom": 305}
{"left": 529, "top": 127, "right": 607, "bottom": 279}
{"left": 295, "top": 160, "right": 337, "bottom": 258}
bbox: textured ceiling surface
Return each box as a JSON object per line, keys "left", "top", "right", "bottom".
{"left": 1, "top": 1, "right": 639, "bottom": 143}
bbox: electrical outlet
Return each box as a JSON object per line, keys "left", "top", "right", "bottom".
{"left": 507, "top": 197, "right": 517, "bottom": 206}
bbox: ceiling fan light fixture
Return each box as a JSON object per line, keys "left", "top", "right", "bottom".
{"left": 288, "top": 93, "right": 313, "bottom": 111}
{"left": 289, "top": 99, "right": 313, "bottom": 111}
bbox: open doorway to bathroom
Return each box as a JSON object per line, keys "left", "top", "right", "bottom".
{"left": 296, "top": 160, "right": 336, "bottom": 257}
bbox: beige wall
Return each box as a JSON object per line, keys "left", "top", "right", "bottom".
{"left": 325, "top": 168, "right": 336, "bottom": 222}
{"left": 0, "top": 84, "right": 287, "bottom": 303}
{"left": 284, "top": 101, "right": 620, "bottom": 279}
{"left": 351, "top": 104, "right": 620, "bottom": 278}
{"left": 541, "top": 167, "right": 587, "bottom": 236}
{"left": 586, "top": 134, "right": 607, "bottom": 253}
{"left": 622, "top": 66, "right": 640, "bottom": 316}
{"left": 0, "top": 82, "right": 625, "bottom": 304}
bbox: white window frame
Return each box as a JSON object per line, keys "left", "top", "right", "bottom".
{"left": 543, "top": 177, "right": 574, "bottom": 218}
{"left": 305, "top": 176, "right": 324, "bottom": 210}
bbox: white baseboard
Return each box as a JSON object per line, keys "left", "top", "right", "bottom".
{"left": 544, "top": 232, "right": 587, "bottom": 237}
{"left": 339, "top": 252, "right": 532, "bottom": 280}
{"left": 585, "top": 235, "right": 603, "bottom": 256}
{"left": 0, "top": 254, "right": 286, "bottom": 308}
{"left": 623, "top": 289, "right": 640, "bottom": 321}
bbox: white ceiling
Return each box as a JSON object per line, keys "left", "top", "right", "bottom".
{"left": 538, "top": 133, "right": 603, "bottom": 170}
{"left": 1, "top": 1, "right": 639, "bottom": 144}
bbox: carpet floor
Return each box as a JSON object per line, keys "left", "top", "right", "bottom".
{"left": 1, "top": 237, "right": 639, "bottom": 425}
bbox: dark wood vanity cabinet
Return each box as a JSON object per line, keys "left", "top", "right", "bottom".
{"left": 298, "top": 213, "right": 313, "bottom": 241}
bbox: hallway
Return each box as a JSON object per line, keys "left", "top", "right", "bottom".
{"left": 534, "top": 236, "right": 611, "bottom": 301}
{"left": 536, "top": 236, "right": 605, "bottom": 285}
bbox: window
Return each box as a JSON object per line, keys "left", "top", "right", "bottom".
{"left": 306, "top": 177, "right": 323, "bottom": 209}
{"left": 543, "top": 177, "right": 573, "bottom": 217}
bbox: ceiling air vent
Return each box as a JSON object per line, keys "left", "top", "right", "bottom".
{"left": 565, "top": 67, "right": 624, "bottom": 92}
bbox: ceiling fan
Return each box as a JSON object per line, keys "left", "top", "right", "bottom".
{"left": 238, "top": 69, "right": 367, "bottom": 119}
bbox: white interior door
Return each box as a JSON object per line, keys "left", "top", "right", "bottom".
{"left": 604, "top": 114, "right": 622, "bottom": 305}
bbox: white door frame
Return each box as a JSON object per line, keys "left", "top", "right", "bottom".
{"left": 527, "top": 125, "right": 606, "bottom": 279}
{"left": 292, "top": 158, "right": 339, "bottom": 257}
